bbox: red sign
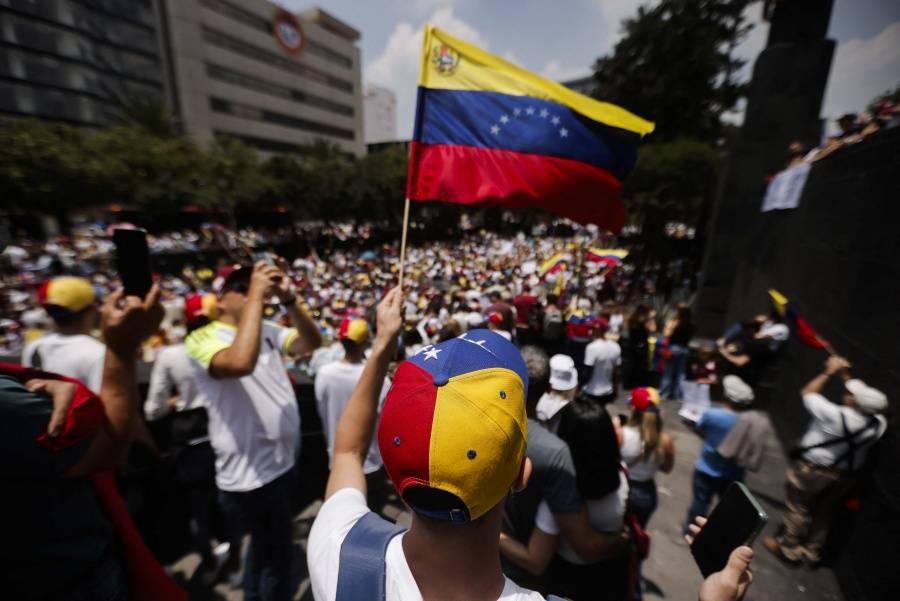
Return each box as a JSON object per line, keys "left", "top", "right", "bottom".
{"left": 273, "top": 9, "right": 304, "bottom": 54}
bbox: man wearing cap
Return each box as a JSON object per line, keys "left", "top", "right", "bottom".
{"left": 185, "top": 260, "right": 321, "bottom": 601}
{"left": 535, "top": 354, "right": 579, "bottom": 433}
{"left": 315, "top": 317, "right": 391, "bottom": 510}
{"left": 309, "top": 289, "right": 545, "bottom": 600}
{"left": 764, "top": 356, "right": 888, "bottom": 566}
{"left": 684, "top": 375, "right": 754, "bottom": 534}
{"left": 144, "top": 293, "right": 221, "bottom": 573}
{"left": 22, "top": 277, "right": 104, "bottom": 392}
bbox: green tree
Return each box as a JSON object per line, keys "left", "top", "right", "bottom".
{"left": 593, "top": 0, "right": 754, "bottom": 143}
{"left": 198, "top": 136, "right": 271, "bottom": 224}
{"left": 114, "top": 97, "right": 180, "bottom": 137}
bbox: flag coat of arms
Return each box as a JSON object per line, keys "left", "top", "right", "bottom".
{"left": 407, "top": 26, "right": 654, "bottom": 233}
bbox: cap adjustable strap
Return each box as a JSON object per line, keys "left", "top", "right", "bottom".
{"left": 409, "top": 505, "right": 470, "bottom": 523}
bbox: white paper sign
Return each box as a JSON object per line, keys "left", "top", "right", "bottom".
{"left": 679, "top": 380, "right": 711, "bottom": 423}
{"left": 761, "top": 162, "right": 811, "bottom": 212}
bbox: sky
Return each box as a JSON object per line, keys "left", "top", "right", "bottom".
{"left": 279, "top": 0, "right": 900, "bottom": 139}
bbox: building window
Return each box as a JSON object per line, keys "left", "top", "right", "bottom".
{"left": 202, "top": 28, "right": 353, "bottom": 93}
{"left": 214, "top": 130, "right": 310, "bottom": 154}
{"left": 199, "top": 0, "right": 354, "bottom": 68}
{"left": 209, "top": 96, "right": 355, "bottom": 140}
{"left": 206, "top": 63, "right": 354, "bottom": 117}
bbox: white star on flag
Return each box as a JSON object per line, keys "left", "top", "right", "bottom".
{"left": 499, "top": 115, "right": 509, "bottom": 124}
{"left": 422, "top": 347, "right": 442, "bottom": 361}
{"left": 490, "top": 124, "right": 500, "bottom": 135}
{"left": 551, "top": 116, "right": 560, "bottom": 125}
{"left": 526, "top": 107, "right": 535, "bottom": 115}
{"left": 540, "top": 108, "right": 549, "bottom": 118}
{"left": 559, "top": 127, "right": 569, "bottom": 137}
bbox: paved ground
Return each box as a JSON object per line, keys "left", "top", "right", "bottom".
{"left": 172, "top": 399, "right": 843, "bottom": 601}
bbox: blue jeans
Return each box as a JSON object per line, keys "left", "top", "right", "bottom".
{"left": 219, "top": 468, "right": 296, "bottom": 601}
{"left": 684, "top": 468, "right": 738, "bottom": 535}
{"left": 660, "top": 344, "right": 689, "bottom": 400}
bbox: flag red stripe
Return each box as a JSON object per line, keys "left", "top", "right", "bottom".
{"left": 407, "top": 141, "right": 625, "bottom": 232}
{"left": 794, "top": 314, "right": 828, "bottom": 350}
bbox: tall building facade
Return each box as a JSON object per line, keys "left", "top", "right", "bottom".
{"left": 160, "top": 0, "right": 365, "bottom": 156}
{"left": 363, "top": 82, "right": 396, "bottom": 143}
{"left": 0, "top": 0, "right": 167, "bottom": 127}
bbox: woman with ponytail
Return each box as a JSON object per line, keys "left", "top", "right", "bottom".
{"left": 620, "top": 387, "right": 674, "bottom": 600}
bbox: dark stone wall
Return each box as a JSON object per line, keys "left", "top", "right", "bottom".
{"left": 706, "top": 127, "right": 900, "bottom": 601}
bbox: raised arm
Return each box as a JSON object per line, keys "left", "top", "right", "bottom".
{"left": 209, "top": 262, "right": 278, "bottom": 379}
{"left": 68, "top": 285, "right": 164, "bottom": 476}
{"left": 274, "top": 257, "right": 322, "bottom": 356}
{"left": 800, "top": 356, "right": 850, "bottom": 396}
{"left": 325, "top": 287, "right": 403, "bottom": 499}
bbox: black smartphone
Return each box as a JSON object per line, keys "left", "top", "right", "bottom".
{"left": 112, "top": 228, "right": 153, "bottom": 298}
{"left": 690, "top": 482, "right": 768, "bottom": 577}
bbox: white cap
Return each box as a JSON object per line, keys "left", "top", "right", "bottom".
{"left": 577, "top": 298, "right": 592, "bottom": 310}
{"left": 549, "top": 354, "right": 578, "bottom": 391}
{"left": 845, "top": 379, "right": 888, "bottom": 413}
{"left": 723, "top": 375, "right": 754, "bottom": 405}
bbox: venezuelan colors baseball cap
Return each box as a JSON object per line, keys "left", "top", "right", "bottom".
{"left": 38, "top": 277, "right": 96, "bottom": 316}
{"left": 377, "top": 329, "right": 529, "bottom": 523}
{"left": 184, "top": 293, "right": 218, "bottom": 327}
{"left": 630, "top": 387, "right": 661, "bottom": 412}
{"left": 338, "top": 318, "right": 369, "bottom": 344}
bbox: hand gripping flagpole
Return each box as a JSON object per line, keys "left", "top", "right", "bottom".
{"left": 398, "top": 197, "right": 411, "bottom": 290}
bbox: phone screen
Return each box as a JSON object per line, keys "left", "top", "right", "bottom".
{"left": 112, "top": 228, "right": 153, "bottom": 298}
{"left": 690, "top": 482, "right": 768, "bottom": 577}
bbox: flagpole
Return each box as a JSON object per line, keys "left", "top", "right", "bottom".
{"left": 398, "top": 197, "right": 411, "bottom": 290}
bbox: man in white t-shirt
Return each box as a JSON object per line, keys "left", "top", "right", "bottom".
{"left": 315, "top": 317, "right": 391, "bottom": 510}
{"left": 581, "top": 318, "right": 621, "bottom": 405}
{"left": 22, "top": 277, "right": 105, "bottom": 393}
{"left": 185, "top": 261, "right": 321, "bottom": 601}
{"left": 308, "top": 291, "right": 543, "bottom": 601}
{"left": 764, "top": 356, "right": 888, "bottom": 567}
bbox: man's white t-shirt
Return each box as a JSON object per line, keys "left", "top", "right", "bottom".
{"left": 185, "top": 320, "right": 300, "bottom": 492}
{"left": 22, "top": 332, "right": 105, "bottom": 393}
{"left": 582, "top": 339, "right": 621, "bottom": 397}
{"left": 799, "top": 393, "right": 886, "bottom": 471}
{"left": 315, "top": 361, "right": 390, "bottom": 474}
{"left": 307, "top": 488, "right": 545, "bottom": 601}
{"left": 144, "top": 344, "right": 207, "bottom": 421}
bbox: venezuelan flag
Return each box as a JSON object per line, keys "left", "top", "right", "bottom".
{"left": 407, "top": 26, "right": 654, "bottom": 233}
{"left": 586, "top": 247, "right": 629, "bottom": 266}
{"left": 768, "top": 289, "right": 828, "bottom": 350}
{"left": 539, "top": 252, "right": 570, "bottom": 277}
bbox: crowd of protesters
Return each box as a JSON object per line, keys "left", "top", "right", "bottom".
{"left": 0, "top": 217, "right": 891, "bottom": 601}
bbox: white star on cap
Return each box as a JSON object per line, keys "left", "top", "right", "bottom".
{"left": 540, "top": 108, "right": 549, "bottom": 118}
{"left": 513, "top": 108, "right": 522, "bottom": 116}
{"left": 559, "top": 127, "right": 569, "bottom": 137}
{"left": 499, "top": 114, "right": 509, "bottom": 124}
{"left": 526, "top": 106, "right": 535, "bottom": 115}
{"left": 490, "top": 124, "right": 500, "bottom": 135}
{"left": 423, "top": 347, "right": 442, "bottom": 361}
{"left": 551, "top": 116, "right": 560, "bottom": 125}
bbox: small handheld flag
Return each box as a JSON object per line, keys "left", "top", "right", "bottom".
{"left": 407, "top": 26, "right": 654, "bottom": 233}
{"left": 586, "top": 248, "right": 629, "bottom": 266}
{"left": 768, "top": 289, "right": 828, "bottom": 350}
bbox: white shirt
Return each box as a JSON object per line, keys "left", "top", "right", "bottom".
{"left": 535, "top": 469, "right": 629, "bottom": 564}
{"left": 536, "top": 392, "right": 570, "bottom": 423}
{"left": 799, "top": 393, "right": 886, "bottom": 470}
{"left": 144, "top": 344, "right": 207, "bottom": 421}
{"left": 185, "top": 320, "right": 300, "bottom": 492}
{"left": 582, "top": 339, "right": 621, "bottom": 396}
{"left": 621, "top": 426, "right": 664, "bottom": 482}
{"left": 307, "top": 488, "right": 544, "bottom": 601}
{"left": 315, "top": 361, "right": 390, "bottom": 475}
{"left": 22, "top": 332, "right": 105, "bottom": 393}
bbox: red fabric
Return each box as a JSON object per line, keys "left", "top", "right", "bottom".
{"left": 378, "top": 362, "right": 437, "bottom": 496}
{"left": 513, "top": 294, "right": 537, "bottom": 327}
{"left": 407, "top": 142, "right": 625, "bottom": 233}
{"left": 0, "top": 363, "right": 186, "bottom": 601}
{"left": 0, "top": 363, "right": 104, "bottom": 451}
{"left": 794, "top": 315, "right": 828, "bottom": 349}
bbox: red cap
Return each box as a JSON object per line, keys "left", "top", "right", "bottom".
{"left": 185, "top": 293, "right": 218, "bottom": 327}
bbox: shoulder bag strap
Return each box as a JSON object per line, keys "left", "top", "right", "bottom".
{"left": 336, "top": 511, "right": 405, "bottom": 601}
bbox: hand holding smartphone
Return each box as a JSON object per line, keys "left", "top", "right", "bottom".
{"left": 690, "top": 482, "right": 768, "bottom": 578}
{"left": 112, "top": 228, "right": 154, "bottom": 298}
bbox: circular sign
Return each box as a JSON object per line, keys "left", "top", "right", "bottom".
{"left": 273, "top": 9, "right": 304, "bottom": 54}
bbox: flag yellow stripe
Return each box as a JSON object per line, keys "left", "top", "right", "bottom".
{"left": 589, "top": 248, "right": 629, "bottom": 259}
{"left": 418, "top": 25, "right": 655, "bottom": 136}
{"left": 768, "top": 289, "right": 788, "bottom": 319}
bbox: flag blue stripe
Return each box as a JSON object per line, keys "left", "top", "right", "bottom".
{"left": 412, "top": 87, "right": 638, "bottom": 180}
